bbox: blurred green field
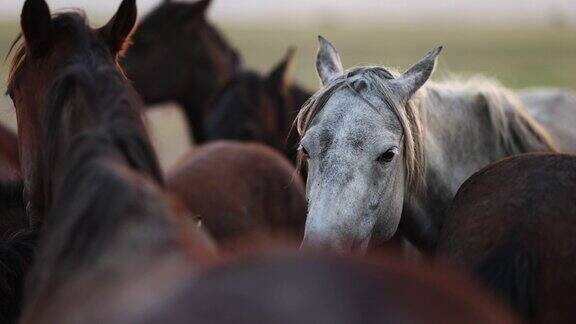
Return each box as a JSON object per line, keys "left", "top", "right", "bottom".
{"left": 1, "top": 22, "right": 575, "bottom": 92}
{"left": 221, "top": 25, "right": 576, "bottom": 91}
{"left": 0, "top": 21, "right": 574, "bottom": 168}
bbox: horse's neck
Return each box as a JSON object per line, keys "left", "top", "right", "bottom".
{"left": 283, "top": 85, "right": 311, "bottom": 161}
{"left": 290, "top": 85, "right": 312, "bottom": 110}
{"left": 28, "top": 151, "right": 180, "bottom": 300}
{"left": 424, "top": 91, "right": 504, "bottom": 196}
{"left": 403, "top": 86, "right": 552, "bottom": 249}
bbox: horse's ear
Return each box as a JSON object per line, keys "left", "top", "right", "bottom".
{"left": 392, "top": 46, "right": 442, "bottom": 100}
{"left": 316, "top": 36, "right": 343, "bottom": 85}
{"left": 98, "top": 0, "right": 137, "bottom": 56}
{"left": 21, "top": 0, "right": 53, "bottom": 56}
{"left": 192, "top": 0, "right": 212, "bottom": 16}
{"left": 178, "top": 0, "right": 211, "bottom": 26}
{"left": 267, "top": 47, "right": 296, "bottom": 90}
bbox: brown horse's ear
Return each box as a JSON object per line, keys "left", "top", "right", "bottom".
{"left": 98, "top": 0, "right": 137, "bottom": 56}
{"left": 192, "top": 0, "right": 212, "bottom": 15}
{"left": 21, "top": 0, "right": 53, "bottom": 56}
{"left": 267, "top": 47, "right": 296, "bottom": 90}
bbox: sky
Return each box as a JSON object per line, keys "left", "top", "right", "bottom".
{"left": 0, "top": 0, "right": 575, "bottom": 26}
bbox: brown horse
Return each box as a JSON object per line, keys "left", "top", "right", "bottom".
{"left": 122, "top": 0, "right": 239, "bottom": 143}
{"left": 205, "top": 49, "right": 312, "bottom": 163}
{"left": 0, "top": 230, "right": 36, "bottom": 324}
{"left": 166, "top": 141, "right": 307, "bottom": 249}
{"left": 0, "top": 124, "right": 20, "bottom": 182}
{"left": 0, "top": 129, "right": 30, "bottom": 324}
{"left": 438, "top": 153, "right": 576, "bottom": 323}
{"left": 134, "top": 250, "right": 519, "bottom": 324}
{"left": 7, "top": 1, "right": 215, "bottom": 322}
{"left": 0, "top": 180, "right": 28, "bottom": 240}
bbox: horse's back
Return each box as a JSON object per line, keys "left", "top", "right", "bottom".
{"left": 518, "top": 88, "right": 576, "bottom": 152}
{"left": 438, "top": 153, "right": 576, "bottom": 323}
{"left": 166, "top": 141, "right": 306, "bottom": 245}
{"left": 133, "top": 252, "right": 518, "bottom": 324}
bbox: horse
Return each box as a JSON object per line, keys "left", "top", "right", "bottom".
{"left": 0, "top": 180, "right": 34, "bottom": 324}
{"left": 133, "top": 250, "right": 519, "bottom": 324}
{"left": 122, "top": 0, "right": 240, "bottom": 143}
{"left": 518, "top": 88, "right": 576, "bottom": 152}
{"left": 0, "top": 124, "right": 20, "bottom": 182}
{"left": 437, "top": 153, "right": 576, "bottom": 323}
{"left": 0, "top": 230, "right": 36, "bottom": 324}
{"left": 297, "top": 36, "right": 559, "bottom": 253}
{"left": 205, "top": 48, "right": 312, "bottom": 163}
{"left": 0, "top": 132, "right": 30, "bottom": 324}
{"left": 166, "top": 141, "right": 307, "bottom": 249}
{"left": 0, "top": 180, "right": 28, "bottom": 241}
{"left": 7, "top": 1, "right": 215, "bottom": 322}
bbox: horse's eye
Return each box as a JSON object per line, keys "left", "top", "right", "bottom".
{"left": 377, "top": 148, "right": 396, "bottom": 163}
{"left": 299, "top": 145, "right": 309, "bottom": 158}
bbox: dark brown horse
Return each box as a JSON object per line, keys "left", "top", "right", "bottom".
{"left": 0, "top": 180, "right": 28, "bottom": 240}
{"left": 0, "top": 124, "right": 20, "bottom": 182}
{"left": 205, "top": 49, "right": 312, "bottom": 163}
{"left": 134, "top": 250, "right": 519, "bottom": 324}
{"left": 0, "top": 230, "right": 36, "bottom": 324}
{"left": 0, "top": 125, "right": 30, "bottom": 324}
{"left": 7, "top": 1, "right": 215, "bottom": 322}
{"left": 438, "top": 153, "right": 576, "bottom": 323}
{"left": 0, "top": 128, "right": 30, "bottom": 324}
{"left": 167, "top": 141, "right": 307, "bottom": 249}
{"left": 122, "top": 0, "right": 239, "bottom": 143}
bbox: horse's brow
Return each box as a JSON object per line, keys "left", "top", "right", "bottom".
{"left": 346, "top": 131, "right": 367, "bottom": 149}
{"left": 319, "top": 129, "right": 334, "bottom": 147}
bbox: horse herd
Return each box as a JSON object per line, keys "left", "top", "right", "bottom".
{"left": 0, "top": 0, "right": 575, "bottom": 323}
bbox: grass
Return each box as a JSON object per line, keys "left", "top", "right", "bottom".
{"left": 220, "top": 24, "right": 576, "bottom": 91}
{"left": 1, "top": 21, "right": 574, "bottom": 93}
{"left": 0, "top": 21, "right": 574, "bottom": 168}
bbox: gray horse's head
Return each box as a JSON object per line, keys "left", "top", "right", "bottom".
{"left": 298, "top": 36, "right": 441, "bottom": 253}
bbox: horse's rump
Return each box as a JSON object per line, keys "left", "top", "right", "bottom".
{"left": 167, "top": 141, "right": 306, "bottom": 249}
{"left": 438, "top": 153, "right": 576, "bottom": 323}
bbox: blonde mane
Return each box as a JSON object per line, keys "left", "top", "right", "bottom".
{"left": 296, "top": 67, "right": 425, "bottom": 192}
{"left": 425, "top": 77, "right": 557, "bottom": 154}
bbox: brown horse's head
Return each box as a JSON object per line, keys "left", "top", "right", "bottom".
{"left": 205, "top": 48, "right": 307, "bottom": 161}
{"left": 7, "top": 0, "right": 139, "bottom": 224}
{"left": 122, "top": 0, "right": 239, "bottom": 108}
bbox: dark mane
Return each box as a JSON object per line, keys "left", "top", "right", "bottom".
{"left": 43, "top": 60, "right": 163, "bottom": 187}
{"left": 26, "top": 131, "right": 169, "bottom": 297}
{"left": 0, "top": 230, "right": 37, "bottom": 324}
{"left": 0, "top": 181, "right": 24, "bottom": 210}
{"left": 0, "top": 180, "right": 28, "bottom": 241}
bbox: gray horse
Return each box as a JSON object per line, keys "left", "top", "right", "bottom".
{"left": 519, "top": 88, "right": 576, "bottom": 152}
{"left": 297, "top": 36, "right": 562, "bottom": 253}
